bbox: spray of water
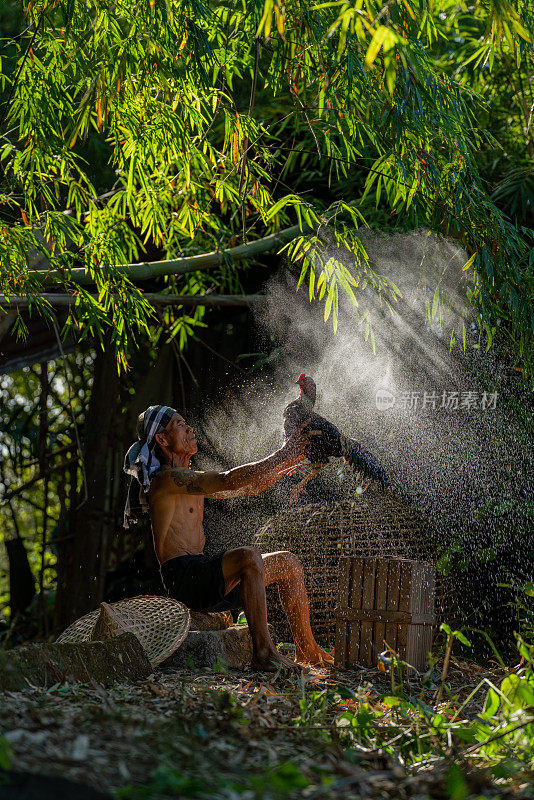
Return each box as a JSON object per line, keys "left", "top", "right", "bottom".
{"left": 198, "top": 230, "right": 532, "bottom": 635}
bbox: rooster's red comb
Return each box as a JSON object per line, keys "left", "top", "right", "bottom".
{"left": 297, "top": 372, "right": 306, "bottom": 381}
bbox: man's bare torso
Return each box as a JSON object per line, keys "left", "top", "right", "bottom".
{"left": 149, "top": 473, "right": 206, "bottom": 564}
{"left": 146, "top": 419, "right": 312, "bottom": 565}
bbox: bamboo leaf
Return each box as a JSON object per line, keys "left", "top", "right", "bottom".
{"left": 232, "top": 132, "right": 239, "bottom": 165}
{"left": 324, "top": 287, "right": 333, "bottom": 322}
{"left": 365, "top": 26, "right": 389, "bottom": 69}
{"left": 297, "top": 259, "right": 309, "bottom": 290}
{"left": 257, "top": 0, "right": 274, "bottom": 38}
{"left": 462, "top": 253, "right": 476, "bottom": 272}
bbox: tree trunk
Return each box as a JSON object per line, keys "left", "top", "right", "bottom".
{"left": 6, "top": 538, "right": 35, "bottom": 618}
{"left": 55, "top": 342, "right": 119, "bottom": 627}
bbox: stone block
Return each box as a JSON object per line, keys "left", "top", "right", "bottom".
{"left": 0, "top": 633, "right": 151, "bottom": 690}
{"left": 160, "top": 624, "right": 256, "bottom": 670}
{"left": 189, "top": 611, "right": 232, "bottom": 631}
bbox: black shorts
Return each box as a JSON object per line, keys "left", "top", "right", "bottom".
{"left": 160, "top": 552, "right": 242, "bottom": 613}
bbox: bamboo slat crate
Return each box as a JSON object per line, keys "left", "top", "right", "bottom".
{"left": 254, "top": 491, "right": 438, "bottom": 648}
{"left": 334, "top": 556, "right": 435, "bottom": 671}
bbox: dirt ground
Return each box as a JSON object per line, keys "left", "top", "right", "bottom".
{"left": 1, "top": 655, "right": 532, "bottom": 800}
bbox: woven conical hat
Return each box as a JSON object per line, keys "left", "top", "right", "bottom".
{"left": 56, "top": 595, "right": 190, "bottom": 667}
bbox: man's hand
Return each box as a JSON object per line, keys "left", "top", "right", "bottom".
{"left": 277, "top": 420, "right": 319, "bottom": 472}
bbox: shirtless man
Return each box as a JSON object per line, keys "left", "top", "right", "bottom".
{"left": 123, "top": 404, "right": 333, "bottom": 672}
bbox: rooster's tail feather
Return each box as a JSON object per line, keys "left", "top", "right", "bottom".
{"left": 339, "top": 433, "right": 389, "bottom": 489}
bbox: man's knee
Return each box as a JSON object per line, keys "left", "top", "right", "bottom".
{"left": 278, "top": 550, "right": 303, "bottom": 573}
{"left": 237, "top": 546, "right": 264, "bottom": 575}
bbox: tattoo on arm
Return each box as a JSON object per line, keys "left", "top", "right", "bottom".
{"left": 169, "top": 468, "right": 204, "bottom": 494}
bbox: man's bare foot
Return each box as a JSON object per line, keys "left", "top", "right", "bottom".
{"left": 295, "top": 646, "right": 335, "bottom": 668}
{"left": 251, "top": 647, "right": 306, "bottom": 674}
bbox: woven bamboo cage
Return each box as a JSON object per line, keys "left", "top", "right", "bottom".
{"left": 254, "top": 489, "right": 438, "bottom": 649}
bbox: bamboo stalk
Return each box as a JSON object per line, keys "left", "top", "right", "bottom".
{"left": 11, "top": 223, "right": 311, "bottom": 286}
{"left": 38, "top": 361, "right": 50, "bottom": 637}
{"left": 0, "top": 292, "right": 268, "bottom": 308}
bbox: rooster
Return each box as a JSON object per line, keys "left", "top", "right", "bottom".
{"left": 283, "top": 373, "right": 389, "bottom": 503}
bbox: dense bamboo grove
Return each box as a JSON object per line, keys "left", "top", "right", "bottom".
{"left": 0, "top": 4, "right": 533, "bottom": 797}
{"left": 0, "top": 1, "right": 532, "bottom": 372}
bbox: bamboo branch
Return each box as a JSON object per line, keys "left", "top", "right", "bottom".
{"left": 0, "top": 293, "right": 268, "bottom": 308}
{"left": 1, "top": 458, "right": 73, "bottom": 505}
{"left": 22, "top": 444, "right": 74, "bottom": 469}
{"left": 20, "top": 223, "right": 311, "bottom": 286}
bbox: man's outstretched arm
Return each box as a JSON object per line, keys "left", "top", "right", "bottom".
{"left": 150, "top": 424, "right": 314, "bottom": 499}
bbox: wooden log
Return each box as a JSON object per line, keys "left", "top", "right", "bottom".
{"left": 0, "top": 633, "right": 151, "bottom": 689}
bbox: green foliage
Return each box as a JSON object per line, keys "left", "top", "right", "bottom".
{"left": 123, "top": 636, "right": 534, "bottom": 799}
{"left": 440, "top": 623, "right": 472, "bottom": 649}
{"left": 328, "top": 635, "right": 534, "bottom": 781}
{"left": 0, "top": 1, "right": 532, "bottom": 374}
{"left": 498, "top": 582, "right": 534, "bottom": 642}
{"left": 0, "top": 356, "right": 92, "bottom": 616}
{"left": 0, "top": 736, "right": 12, "bottom": 770}
{"left": 115, "top": 759, "right": 311, "bottom": 799}
{"left": 116, "top": 763, "right": 218, "bottom": 799}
